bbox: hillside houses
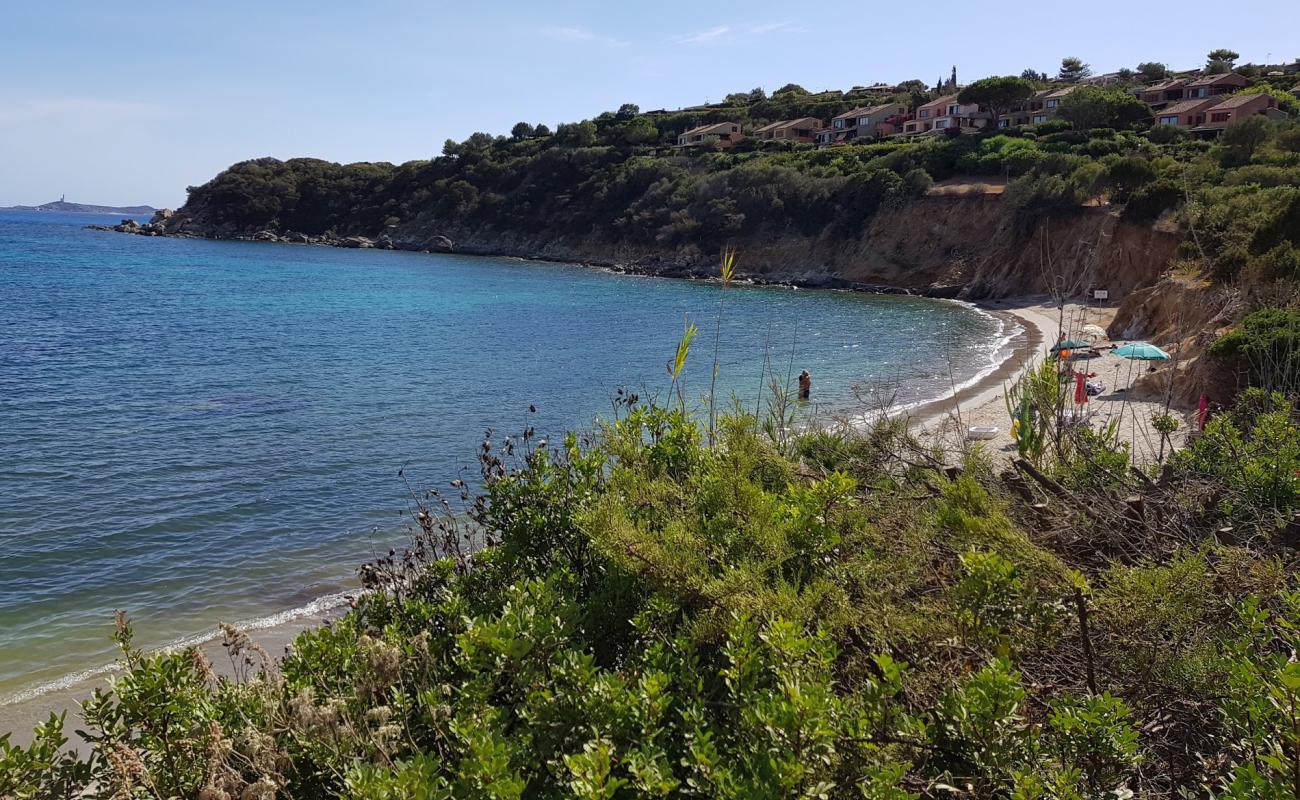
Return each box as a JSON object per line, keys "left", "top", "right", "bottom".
{"left": 998, "top": 86, "right": 1076, "bottom": 128}
{"left": 902, "top": 95, "right": 990, "bottom": 135}
{"left": 1182, "top": 72, "right": 1249, "bottom": 99}
{"left": 813, "top": 103, "right": 909, "bottom": 145}
{"left": 675, "top": 122, "right": 744, "bottom": 149}
{"left": 1153, "top": 91, "right": 1282, "bottom": 133}
{"left": 1154, "top": 98, "right": 1222, "bottom": 128}
{"left": 1138, "top": 79, "right": 1188, "bottom": 108}
{"left": 754, "top": 117, "right": 823, "bottom": 144}
{"left": 672, "top": 66, "right": 1291, "bottom": 154}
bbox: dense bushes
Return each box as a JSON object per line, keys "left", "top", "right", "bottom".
{"left": 1210, "top": 310, "right": 1300, "bottom": 392}
{"left": 9, "top": 380, "right": 1300, "bottom": 796}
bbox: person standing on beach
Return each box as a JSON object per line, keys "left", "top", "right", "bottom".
{"left": 798, "top": 370, "right": 811, "bottom": 401}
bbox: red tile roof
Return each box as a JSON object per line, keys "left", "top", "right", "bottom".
{"left": 1211, "top": 93, "right": 1272, "bottom": 109}
{"left": 1186, "top": 72, "right": 1247, "bottom": 87}
{"left": 1159, "top": 98, "right": 1220, "bottom": 116}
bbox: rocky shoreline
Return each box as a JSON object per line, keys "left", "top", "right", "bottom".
{"left": 87, "top": 211, "right": 962, "bottom": 298}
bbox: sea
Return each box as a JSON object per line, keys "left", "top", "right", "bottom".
{"left": 0, "top": 210, "right": 1011, "bottom": 705}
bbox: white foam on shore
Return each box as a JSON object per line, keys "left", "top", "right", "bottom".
{"left": 0, "top": 590, "right": 354, "bottom": 707}
{"left": 845, "top": 302, "right": 1025, "bottom": 427}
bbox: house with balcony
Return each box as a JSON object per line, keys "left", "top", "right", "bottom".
{"left": 816, "top": 103, "right": 910, "bottom": 145}
{"left": 1182, "top": 72, "right": 1249, "bottom": 99}
{"left": 674, "top": 122, "right": 743, "bottom": 149}
{"left": 1291, "top": 83, "right": 1300, "bottom": 99}
{"left": 996, "top": 87, "right": 1077, "bottom": 128}
{"left": 909, "top": 96, "right": 987, "bottom": 135}
{"left": 1137, "top": 79, "right": 1188, "bottom": 108}
{"left": 998, "top": 89, "right": 1052, "bottom": 128}
{"left": 902, "top": 95, "right": 990, "bottom": 135}
{"left": 754, "top": 117, "right": 824, "bottom": 144}
{"left": 1154, "top": 97, "right": 1222, "bottom": 128}
{"left": 1190, "top": 93, "right": 1280, "bottom": 134}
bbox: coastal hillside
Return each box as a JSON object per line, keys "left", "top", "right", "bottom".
{"left": 14, "top": 54, "right": 1300, "bottom": 798}
{"left": 128, "top": 66, "right": 1300, "bottom": 403}
{"left": 137, "top": 71, "right": 1295, "bottom": 307}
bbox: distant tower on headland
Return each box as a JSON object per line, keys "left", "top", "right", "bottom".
{"left": 60, "top": 194, "right": 65, "bottom": 203}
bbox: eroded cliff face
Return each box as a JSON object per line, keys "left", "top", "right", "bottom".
{"left": 835, "top": 195, "right": 1179, "bottom": 300}
{"left": 147, "top": 193, "right": 1181, "bottom": 303}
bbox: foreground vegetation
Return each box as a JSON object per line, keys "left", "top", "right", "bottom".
{"left": 8, "top": 372, "right": 1300, "bottom": 797}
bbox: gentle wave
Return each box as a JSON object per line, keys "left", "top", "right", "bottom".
{"left": 852, "top": 305, "right": 1025, "bottom": 424}
{"left": 0, "top": 590, "right": 354, "bottom": 706}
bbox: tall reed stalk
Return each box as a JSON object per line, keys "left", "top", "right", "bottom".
{"left": 708, "top": 247, "right": 737, "bottom": 445}
{"left": 668, "top": 317, "right": 698, "bottom": 410}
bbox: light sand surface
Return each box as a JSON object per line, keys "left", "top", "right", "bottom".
{"left": 911, "top": 297, "right": 1192, "bottom": 465}
{"left": 0, "top": 607, "right": 346, "bottom": 749}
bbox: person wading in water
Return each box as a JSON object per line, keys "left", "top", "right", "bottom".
{"left": 798, "top": 370, "right": 811, "bottom": 401}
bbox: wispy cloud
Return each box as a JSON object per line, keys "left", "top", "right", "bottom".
{"left": 674, "top": 25, "right": 731, "bottom": 45}
{"left": 0, "top": 97, "right": 165, "bottom": 129}
{"left": 540, "top": 25, "right": 627, "bottom": 47}
{"left": 746, "top": 21, "right": 808, "bottom": 36}
{"left": 674, "top": 21, "right": 806, "bottom": 46}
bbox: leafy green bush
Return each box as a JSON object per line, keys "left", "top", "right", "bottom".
{"left": 1045, "top": 693, "right": 1141, "bottom": 793}
{"left": 1122, "top": 177, "right": 1182, "bottom": 221}
{"left": 1171, "top": 387, "right": 1300, "bottom": 520}
{"left": 1210, "top": 311, "right": 1300, "bottom": 393}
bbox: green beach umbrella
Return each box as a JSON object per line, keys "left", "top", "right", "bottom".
{"left": 1113, "top": 342, "right": 1170, "bottom": 361}
{"left": 1050, "top": 339, "right": 1091, "bottom": 353}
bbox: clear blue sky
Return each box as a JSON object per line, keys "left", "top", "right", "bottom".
{"left": 2, "top": 1, "right": 1294, "bottom": 207}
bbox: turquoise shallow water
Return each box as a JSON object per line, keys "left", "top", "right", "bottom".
{"left": 0, "top": 210, "right": 1003, "bottom": 700}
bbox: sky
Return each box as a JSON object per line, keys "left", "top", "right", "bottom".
{"left": 1, "top": 0, "right": 1296, "bottom": 208}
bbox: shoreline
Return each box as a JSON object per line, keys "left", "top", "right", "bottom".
{"left": 909, "top": 297, "right": 1194, "bottom": 462}
{"left": 0, "top": 600, "right": 350, "bottom": 748}
{"left": 902, "top": 304, "right": 1048, "bottom": 431}
{"left": 0, "top": 294, "right": 1150, "bottom": 746}
{"left": 904, "top": 301, "right": 1055, "bottom": 437}
{"left": 0, "top": 292, "right": 1025, "bottom": 743}
{"left": 88, "top": 223, "right": 968, "bottom": 297}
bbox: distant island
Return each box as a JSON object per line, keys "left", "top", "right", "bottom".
{"left": 2, "top": 197, "right": 158, "bottom": 216}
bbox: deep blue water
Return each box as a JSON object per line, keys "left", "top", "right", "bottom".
{"left": 0, "top": 210, "right": 1003, "bottom": 699}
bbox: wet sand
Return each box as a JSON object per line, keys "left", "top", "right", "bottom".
{"left": 0, "top": 607, "right": 345, "bottom": 749}
{"left": 910, "top": 297, "right": 1192, "bottom": 464}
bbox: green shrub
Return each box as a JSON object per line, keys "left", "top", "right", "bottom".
{"left": 1147, "top": 124, "right": 1187, "bottom": 144}
{"left": 929, "top": 659, "right": 1032, "bottom": 792}
{"left": 1045, "top": 693, "right": 1141, "bottom": 793}
{"left": 1121, "top": 174, "right": 1176, "bottom": 218}
{"left": 1210, "top": 311, "right": 1300, "bottom": 393}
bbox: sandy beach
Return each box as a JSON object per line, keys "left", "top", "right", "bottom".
{"left": 0, "top": 605, "right": 347, "bottom": 749}
{"left": 909, "top": 297, "right": 1192, "bottom": 465}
